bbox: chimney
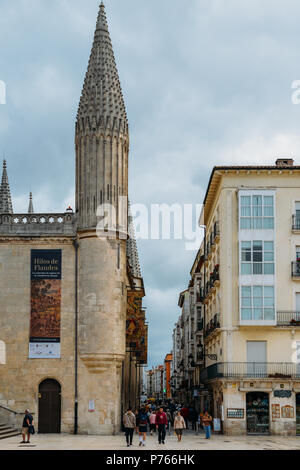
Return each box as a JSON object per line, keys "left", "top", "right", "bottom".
{"left": 276, "top": 158, "right": 294, "bottom": 167}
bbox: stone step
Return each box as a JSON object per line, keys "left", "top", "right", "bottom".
{"left": 0, "top": 426, "right": 11, "bottom": 433}
{"left": 0, "top": 430, "right": 20, "bottom": 440}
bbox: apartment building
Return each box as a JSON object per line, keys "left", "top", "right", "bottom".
{"left": 197, "top": 158, "right": 300, "bottom": 436}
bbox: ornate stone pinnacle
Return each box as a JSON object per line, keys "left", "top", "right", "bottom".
{"left": 0, "top": 159, "right": 13, "bottom": 214}
{"left": 76, "top": 2, "right": 128, "bottom": 132}
{"left": 28, "top": 192, "right": 34, "bottom": 214}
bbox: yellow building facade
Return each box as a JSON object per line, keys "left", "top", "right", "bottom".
{"left": 199, "top": 159, "right": 300, "bottom": 435}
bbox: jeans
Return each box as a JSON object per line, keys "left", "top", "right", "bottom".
{"left": 204, "top": 425, "right": 211, "bottom": 439}
{"left": 125, "top": 428, "right": 134, "bottom": 445}
{"left": 158, "top": 424, "right": 166, "bottom": 443}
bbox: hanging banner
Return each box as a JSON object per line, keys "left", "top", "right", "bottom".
{"left": 29, "top": 250, "right": 62, "bottom": 359}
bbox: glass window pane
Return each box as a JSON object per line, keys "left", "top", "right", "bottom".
{"left": 253, "top": 196, "right": 262, "bottom": 206}
{"left": 264, "top": 297, "right": 274, "bottom": 307}
{"left": 264, "top": 241, "right": 274, "bottom": 251}
{"left": 253, "top": 297, "right": 263, "bottom": 307}
{"left": 264, "top": 263, "right": 274, "bottom": 275}
{"left": 253, "top": 241, "right": 262, "bottom": 250}
{"left": 264, "top": 196, "right": 274, "bottom": 206}
{"left": 253, "top": 207, "right": 262, "bottom": 217}
{"left": 242, "top": 241, "right": 251, "bottom": 249}
{"left": 241, "top": 218, "right": 252, "bottom": 229}
{"left": 264, "top": 206, "right": 274, "bottom": 217}
{"left": 241, "top": 206, "right": 251, "bottom": 217}
{"left": 242, "top": 286, "right": 252, "bottom": 296}
{"left": 253, "top": 252, "right": 263, "bottom": 262}
{"left": 242, "top": 252, "right": 252, "bottom": 262}
{"left": 264, "top": 308, "right": 275, "bottom": 320}
{"left": 253, "top": 286, "right": 263, "bottom": 297}
{"left": 263, "top": 217, "right": 274, "bottom": 229}
{"left": 264, "top": 286, "right": 274, "bottom": 297}
{"left": 253, "top": 308, "right": 263, "bottom": 320}
{"left": 241, "top": 196, "right": 251, "bottom": 206}
{"left": 253, "top": 218, "right": 263, "bottom": 229}
{"left": 264, "top": 252, "right": 274, "bottom": 261}
{"left": 253, "top": 263, "right": 263, "bottom": 274}
{"left": 242, "top": 296, "right": 252, "bottom": 307}
{"left": 241, "top": 308, "right": 252, "bottom": 320}
{"left": 241, "top": 263, "right": 252, "bottom": 275}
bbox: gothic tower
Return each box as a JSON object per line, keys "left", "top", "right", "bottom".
{"left": 75, "top": 2, "right": 128, "bottom": 434}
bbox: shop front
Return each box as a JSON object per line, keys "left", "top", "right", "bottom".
{"left": 246, "top": 392, "right": 269, "bottom": 435}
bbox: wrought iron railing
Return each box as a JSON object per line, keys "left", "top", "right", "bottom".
{"left": 200, "top": 362, "right": 300, "bottom": 382}
{"left": 204, "top": 314, "right": 220, "bottom": 339}
{"left": 291, "top": 262, "right": 300, "bottom": 277}
{"left": 292, "top": 215, "right": 300, "bottom": 230}
{"left": 277, "top": 311, "right": 300, "bottom": 326}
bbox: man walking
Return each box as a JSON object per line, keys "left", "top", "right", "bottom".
{"left": 20, "top": 409, "right": 34, "bottom": 444}
{"left": 202, "top": 410, "right": 213, "bottom": 439}
{"left": 155, "top": 407, "right": 168, "bottom": 444}
{"left": 123, "top": 407, "right": 136, "bottom": 447}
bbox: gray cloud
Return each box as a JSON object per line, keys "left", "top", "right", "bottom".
{"left": 1, "top": 0, "right": 300, "bottom": 366}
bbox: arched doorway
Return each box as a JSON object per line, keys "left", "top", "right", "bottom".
{"left": 246, "top": 392, "right": 269, "bottom": 435}
{"left": 38, "top": 379, "right": 61, "bottom": 433}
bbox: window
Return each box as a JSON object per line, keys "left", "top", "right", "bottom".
{"left": 241, "top": 241, "right": 274, "bottom": 275}
{"left": 240, "top": 195, "right": 274, "bottom": 230}
{"left": 241, "top": 285, "right": 275, "bottom": 321}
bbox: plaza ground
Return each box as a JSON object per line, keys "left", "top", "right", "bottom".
{"left": 1, "top": 430, "right": 300, "bottom": 450}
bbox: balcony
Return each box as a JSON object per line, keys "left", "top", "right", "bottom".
{"left": 204, "top": 313, "right": 221, "bottom": 339}
{"left": 291, "top": 262, "right": 300, "bottom": 278}
{"left": 213, "top": 221, "right": 220, "bottom": 242}
{"left": 292, "top": 215, "right": 300, "bottom": 231}
{"left": 200, "top": 362, "right": 300, "bottom": 382}
{"left": 277, "top": 311, "right": 300, "bottom": 327}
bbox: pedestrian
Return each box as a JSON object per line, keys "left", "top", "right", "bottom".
{"left": 123, "top": 407, "right": 136, "bottom": 447}
{"left": 20, "top": 409, "right": 34, "bottom": 444}
{"left": 166, "top": 409, "right": 172, "bottom": 436}
{"left": 149, "top": 410, "right": 157, "bottom": 435}
{"left": 155, "top": 407, "right": 168, "bottom": 445}
{"left": 202, "top": 411, "right": 213, "bottom": 439}
{"left": 180, "top": 405, "right": 189, "bottom": 429}
{"left": 174, "top": 410, "right": 186, "bottom": 442}
{"left": 137, "top": 407, "right": 149, "bottom": 447}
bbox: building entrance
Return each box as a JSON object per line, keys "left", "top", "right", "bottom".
{"left": 246, "top": 392, "right": 269, "bottom": 434}
{"left": 38, "top": 379, "right": 61, "bottom": 433}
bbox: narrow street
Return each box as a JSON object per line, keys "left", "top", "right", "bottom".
{"left": 1, "top": 430, "right": 300, "bottom": 451}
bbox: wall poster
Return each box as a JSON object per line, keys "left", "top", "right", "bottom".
{"left": 29, "top": 250, "right": 62, "bottom": 359}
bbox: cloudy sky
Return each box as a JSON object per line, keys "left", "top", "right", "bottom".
{"left": 1, "top": 0, "right": 300, "bottom": 367}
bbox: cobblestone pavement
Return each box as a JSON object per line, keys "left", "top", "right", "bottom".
{"left": 1, "top": 430, "right": 300, "bottom": 450}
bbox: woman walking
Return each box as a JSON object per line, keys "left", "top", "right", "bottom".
{"left": 137, "top": 407, "right": 149, "bottom": 447}
{"left": 149, "top": 410, "right": 157, "bottom": 435}
{"left": 123, "top": 407, "right": 136, "bottom": 447}
{"left": 174, "top": 411, "right": 186, "bottom": 442}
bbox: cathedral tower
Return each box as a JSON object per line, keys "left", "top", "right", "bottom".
{"left": 75, "top": 2, "right": 128, "bottom": 434}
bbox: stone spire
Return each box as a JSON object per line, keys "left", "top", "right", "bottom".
{"left": 76, "top": 1, "right": 128, "bottom": 134}
{"left": 76, "top": 2, "right": 129, "bottom": 230}
{"left": 28, "top": 192, "right": 34, "bottom": 214}
{"left": 0, "top": 160, "right": 13, "bottom": 214}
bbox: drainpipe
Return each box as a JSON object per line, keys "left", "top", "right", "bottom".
{"left": 73, "top": 239, "right": 79, "bottom": 435}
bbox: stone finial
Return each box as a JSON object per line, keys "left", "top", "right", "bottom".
{"left": 28, "top": 192, "right": 34, "bottom": 214}
{"left": 0, "top": 159, "right": 13, "bottom": 214}
{"left": 76, "top": 2, "right": 128, "bottom": 132}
